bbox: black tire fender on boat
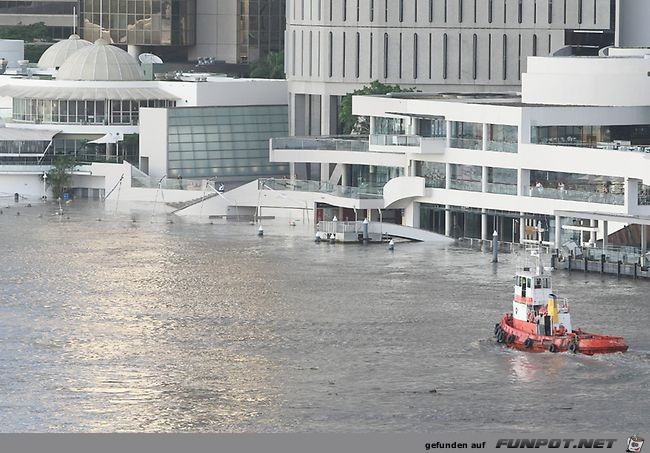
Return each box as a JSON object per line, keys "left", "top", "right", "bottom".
{"left": 506, "top": 334, "right": 516, "bottom": 344}
{"left": 569, "top": 342, "right": 579, "bottom": 354}
{"left": 549, "top": 344, "right": 558, "bottom": 353}
{"left": 494, "top": 323, "right": 501, "bottom": 335}
{"left": 497, "top": 330, "right": 506, "bottom": 343}
{"left": 524, "top": 338, "right": 533, "bottom": 348}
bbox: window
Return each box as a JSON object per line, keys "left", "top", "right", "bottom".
{"left": 415, "top": 0, "right": 418, "bottom": 22}
{"left": 328, "top": 32, "right": 333, "bottom": 77}
{"left": 532, "top": 34, "right": 538, "bottom": 56}
{"left": 399, "top": 0, "right": 404, "bottom": 22}
{"left": 370, "top": 0, "right": 374, "bottom": 21}
{"left": 593, "top": 0, "right": 597, "bottom": 24}
{"left": 474, "top": 0, "right": 477, "bottom": 22}
{"left": 488, "top": 33, "right": 492, "bottom": 80}
{"left": 534, "top": 0, "right": 537, "bottom": 23}
{"left": 413, "top": 33, "right": 418, "bottom": 79}
{"left": 502, "top": 34, "right": 507, "bottom": 80}
{"left": 488, "top": 0, "right": 493, "bottom": 23}
{"left": 343, "top": 0, "right": 347, "bottom": 21}
{"left": 578, "top": 0, "right": 583, "bottom": 24}
{"left": 503, "top": 0, "right": 507, "bottom": 23}
{"left": 444, "top": 0, "right": 448, "bottom": 22}
{"left": 385, "top": 0, "right": 389, "bottom": 21}
{"left": 472, "top": 34, "right": 478, "bottom": 79}
{"left": 357, "top": 0, "right": 360, "bottom": 21}
{"left": 443, "top": 34, "right": 448, "bottom": 79}
{"left": 301, "top": 31, "right": 304, "bottom": 76}
{"left": 547, "top": 0, "right": 552, "bottom": 23}
{"left": 563, "top": 0, "right": 566, "bottom": 24}
{"left": 458, "top": 0, "right": 463, "bottom": 22}
{"left": 330, "top": 0, "right": 333, "bottom": 21}
{"left": 429, "top": 0, "right": 434, "bottom": 22}
{"left": 383, "top": 33, "right": 389, "bottom": 78}
{"left": 301, "top": 0, "right": 305, "bottom": 20}
{"left": 518, "top": 0, "right": 523, "bottom": 23}
{"left": 309, "top": 31, "right": 313, "bottom": 76}
{"left": 369, "top": 32, "right": 374, "bottom": 78}
{"left": 355, "top": 32, "right": 360, "bottom": 77}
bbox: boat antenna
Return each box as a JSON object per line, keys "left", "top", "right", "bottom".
{"left": 537, "top": 221, "right": 545, "bottom": 274}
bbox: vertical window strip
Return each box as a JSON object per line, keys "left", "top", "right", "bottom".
{"left": 330, "top": 0, "right": 333, "bottom": 21}
{"left": 517, "top": 34, "right": 521, "bottom": 80}
{"left": 518, "top": 0, "right": 522, "bottom": 23}
{"left": 292, "top": 30, "right": 296, "bottom": 75}
{"left": 488, "top": 33, "right": 492, "bottom": 80}
{"left": 472, "top": 33, "right": 477, "bottom": 80}
{"left": 383, "top": 33, "right": 389, "bottom": 78}
{"left": 399, "top": 0, "right": 404, "bottom": 22}
{"left": 318, "top": 31, "right": 321, "bottom": 76}
{"left": 328, "top": 31, "right": 333, "bottom": 77}
{"left": 370, "top": 32, "right": 374, "bottom": 78}
{"left": 429, "top": 0, "right": 434, "bottom": 22}
{"left": 458, "top": 33, "right": 462, "bottom": 79}
{"left": 301, "top": 30, "right": 305, "bottom": 76}
{"left": 443, "top": 33, "right": 448, "bottom": 80}
{"left": 370, "top": 0, "right": 374, "bottom": 21}
{"left": 503, "top": 0, "right": 507, "bottom": 23}
{"left": 488, "top": 0, "right": 493, "bottom": 23}
{"left": 343, "top": 0, "right": 347, "bottom": 21}
{"left": 399, "top": 33, "right": 403, "bottom": 78}
{"left": 342, "top": 32, "right": 346, "bottom": 76}
{"left": 532, "top": 33, "right": 537, "bottom": 56}
{"left": 444, "top": 0, "right": 448, "bottom": 22}
{"left": 563, "top": 0, "right": 566, "bottom": 24}
{"left": 474, "top": 0, "right": 477, "bottom": 22}
{"left": 578, "top": 0, "right": 583, "bottom": 24}
{"left": 547, "top": 0, "right": 552, "bottom": 24}
{"left": 355, "top": 32, "right": 360, "bottom": 78}
{"left": 309, "top": 31, "right": 313, "bottom": 76}
{"left": 415, "top": 0, "right": 418, "bottom": 22}
{"left": 458, "top": 0, "right": 463, "bottom": 22}
{"left": 593, "top": 0, "right": 597, "bottom": 24}
{"left": 502, "top": 34, "right": 507, "bottom": 81}
{"left": 385, "top": 0, "right": 389, "bottom": 22}
{"left": 413, "top": 33, "right": 418, "bottom": 79}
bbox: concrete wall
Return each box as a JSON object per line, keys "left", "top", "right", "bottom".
{"left": 138, "top": 108, "right": 169, "bottom": 180}
{"left": 0, "top": 40, "right": 25, "bottom": 68}
{"left": 616, "top": 0, "right": 650, "bottom": 47}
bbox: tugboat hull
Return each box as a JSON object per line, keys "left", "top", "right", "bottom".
{"left": 496, "top": 315, "right": 628, "bottom": 355}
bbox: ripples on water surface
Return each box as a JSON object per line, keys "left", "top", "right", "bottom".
{"left": 0, "top": 201, "right": 648, "bottom": 432}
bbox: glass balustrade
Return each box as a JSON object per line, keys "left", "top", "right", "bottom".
{"left": 271, "top": 137, "right": 369, "bottom": 152}
{"left": 259, "top": 178, "right": 383, "bottom": 199}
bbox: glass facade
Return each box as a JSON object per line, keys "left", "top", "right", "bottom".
{"left": 417, "top": 161, "right": 446, "bottom": 188}
{"left": 81, "top": 0, "right": 196, "bottom": 46}
{"left": 531, "top": 124, "right": 650, "bottom": 149}
{"left": 449, "top": 164, "right": 482, "bottom": 192}
{"left": 166, "top": 105, "right": 289, "bottom": 180}
{"left": 529, "top": 170, "right": 625, "bottom": 205}
{"left": 13, "top": 98, "right": 174, "bottom": 125}
{"left": 487, "top": 124, "right": 518, "bottom": 153}
{"left": 238, "top": 0, "right": 285, "bottom": 62}
{"left": 449, "top": 121, "right": 482, "bottom": 150}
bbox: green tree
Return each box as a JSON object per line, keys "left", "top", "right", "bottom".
{"left": 248, "top": 51, "right": 285, "bottom": 79}
{"left": 0, "top": 22, "right": 51, "bottom": 41}
{"left": 338, "top": 81, "right": 416, "bottom": 135}
{"left": 46, "top": 156, "right": 77, "bottom": 200}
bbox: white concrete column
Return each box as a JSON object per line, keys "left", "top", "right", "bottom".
{"left": 321, "top": 95, "right": 331, "bottom": 136}
{"left": 554, "top": 215, "right": 562, "bottom": 249}
{"left": 445, "top": 121, "right": 452, "bottom": 148}
{"left": 127, "top": 45, "right": 142, "bottom": 59}
{"left": 403, "top": 202, "right": 420, "bottom": 228}
{"left": 590, "top": 219, "right": 597, "bottom": 246}
{"left": 445, "top": 205, "right": 452, "bottom": 237}
{"left": 341, "top": 164, "right": 349, "bottom": 186}
{"left": 369, "top": 116, "right": 376, "bottom": 135}
{"left": 520, "top": 214, "right": 526, "bottom": 243}
{"left": 320, "top": 163, "right": 329, "bottom": 182}
{"left": 624, "top": 177, "right": 639, "bottom": 214}
{"left": 642, "top": 225, "right": 647, "bottom": 267}
{"left": 481, "top": 210, "right": 488, "bottom": 241}
{"left": 482, "top": 123, "right": 488, "bottom": 151}
{"left": 445, "top": 163, "right": 452, "bottom": 189}
{"left": 290, "top": 162, "right": 296, "bottom": 180}
{"left": 518, "top": 168, "right": 530, "bottom": 197}
{"left": 482, "top": 166, "right": 488, "bottom": 193}
{"left": 409, "top": 160, "right": 417, "bottom": 177}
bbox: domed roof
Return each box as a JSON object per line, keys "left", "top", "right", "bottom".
{"left": 56, "top": 39, "right": 146, "bottom": 81}
{"left": 37, "top": 34, "right": 92, "bottom": 69}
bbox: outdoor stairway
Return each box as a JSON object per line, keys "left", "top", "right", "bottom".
{"left": 169, "top": 192, "right": 220, "bottom": 213}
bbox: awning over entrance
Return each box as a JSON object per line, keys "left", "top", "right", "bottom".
{"left": 0, "top": 127, "right": 60, "bottom": 142}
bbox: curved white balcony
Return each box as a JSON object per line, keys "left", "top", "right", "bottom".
{"left": 383, "top": 176, "right": 425, "bottom": 209}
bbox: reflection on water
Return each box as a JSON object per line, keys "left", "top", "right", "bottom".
{"left": 0, "top": 200, "right": 648, "bottom": 432}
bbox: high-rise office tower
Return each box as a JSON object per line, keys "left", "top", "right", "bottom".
{"left": 286, "top": 0, "right": 618, "bottom": 136}
{"left": 0, "top": 0, "right": 78, "bottom": 39}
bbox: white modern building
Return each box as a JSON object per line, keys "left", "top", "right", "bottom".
{"left": 0, "top": 37, "right": 289, "bottom": 202}
{"left": 267, "top": 47, "right": 650, "bottom": 259}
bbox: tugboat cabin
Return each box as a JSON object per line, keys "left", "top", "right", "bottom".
{"left": 512, "top": 267, "right": 572, "bottom": 336}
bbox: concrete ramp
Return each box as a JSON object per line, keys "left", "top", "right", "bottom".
{"left": 369, "top": 222, "right": 453, "bottom": 243}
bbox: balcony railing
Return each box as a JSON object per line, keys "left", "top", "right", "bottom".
{"left": 271, "top": 136, "right": 369, "bottom": 152}
{"left": 529, "top": 187, "right": 624, "bottom": 205}
{"left": 486, "top": 182, "right": 518, "bottom": 195}
{"left": 449, "top": 180, "right": 482, "bottom": 192}
{"left": 486, "top": 140, "right": 518, "bottom": 153}
{"left": 370, "top": 134, "right": 421, "bottom": 147}
{"left": 449, "top": 137, "right": 482, "bottom": 150}
{"left": 260, "top": 178, "right": 383, "bottom": 199}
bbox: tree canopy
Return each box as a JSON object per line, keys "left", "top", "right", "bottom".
{"left": 46, "top": 155, "right": 77, "bottom": 200}
{"left": 338, "top": 81, "right": 415, "bottom": 135}
{"left": 0, "top": 22, "right": 51, "bottom": 42}
{"left": 248, "top": 51, "right": 285, "bottom": 79}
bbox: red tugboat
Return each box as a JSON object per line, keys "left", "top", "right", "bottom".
{"left": 495, "top": 230, "right": 628, "bottom": 355}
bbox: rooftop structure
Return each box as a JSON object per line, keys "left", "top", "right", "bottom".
{"left": 37, "top": 34, "right": 93, "bottom": 70}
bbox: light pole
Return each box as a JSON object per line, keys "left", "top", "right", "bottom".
{"left": 42, "top": 172, "right": 47, "bottom": 201}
